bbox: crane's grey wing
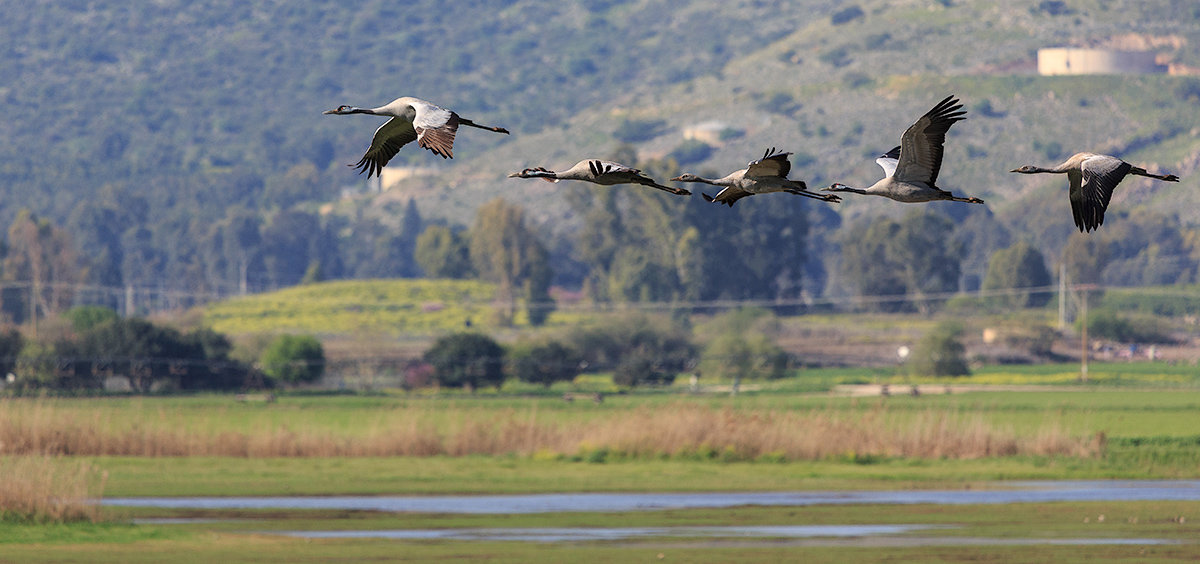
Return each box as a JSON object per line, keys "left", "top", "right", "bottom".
{"left": 894, "top": 96, "right": 965, "bottom": 185}
{"left": 1072, "top": 155, "right": 1130, "bottom": 232}
{"left": 876, "top": 145, "right": 901, "bottom": 178}
{"left": 412, "top": 103, "right": 460, "bottom": 159}
{"left": 354, "top": 116, "right": 418, "bottom": 178}
{"left": 703, "top": 186, "right": 753, "bottom": 207}
{"left": 746, "top": 150, "right": 792, "bottom": 179}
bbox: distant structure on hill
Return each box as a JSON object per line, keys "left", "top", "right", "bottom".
{"left": 380, "top": 166, "right": 438, "bottom": 192}
{"left": 682, "top": 121, "right": 740, "bottom": 145}
{"left": 1037, "top": 48, "right": 1166, "bottom": 75}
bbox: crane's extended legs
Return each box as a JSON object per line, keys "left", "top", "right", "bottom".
{"left": 786, "top": 189, "right": 841, "bottom": 203}
{"left": 459, "top": 117, "right": 510, "bottom": 135}
{"left": 1130, "top": 167, "right": 1180, "bottom": 182}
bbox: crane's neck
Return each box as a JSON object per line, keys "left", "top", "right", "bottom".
{"left": 826, "top": 183, "right": 868, "bottom": 195}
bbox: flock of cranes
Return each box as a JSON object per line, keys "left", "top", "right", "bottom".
{"left": 324, "top": 94, "right": 1181, "bottom": 234}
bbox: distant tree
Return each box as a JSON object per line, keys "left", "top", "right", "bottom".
{"left": 840, "top": 219, "right": 910, "bottom": 312}
{"left": 468, "top": 199, "right": 553, "bottom": 325}
{"left": 263, "top": 162, "right": 324, "bottom": 207}
{"left": 908, "top": 321, "right": 970, "bottom": 378}
{"left": 1058, "top": 232, "right": 1110, "bottom": 307}
{"left": 667, "top": 140, "right": 714, "bottom": 165}
{"left": 415, "top": 225, "right": 474, "bottom": 279}
{"left": 203, "top": 208, "right": 263, "bottom": 295}
{"left": 260, "top": 334, "right": 325, "bottom": 386}
{"left": 63, "top": 305, "right": 119, "bottom": 332}
{"left": 259, "top": 210, "right": 326, "bottom": 288}
{"left": 2, "top": 210, "right": 84, "bottom": 320}
{"left": 981, "top": 241, "right": 1052, "bottom": 308}
{"left": 120, "top": 225, "right": 166, "bottom": 292}
{"left": 612, "top": 118, "right": 667, "bottom": 143}
{"left": 841, "top": 211, "right": 962, "bottom": 314}
{"left": 78, "top": 318, "right": 202, "bottom": 393}
{"left": 300, "top": 260, "right": 324, "bottom": 284}
{"left": 423, "top": 332, "right": 505, "bottom": 391}
{"left": 509, "top": 341, "right": 582, "bottom": 387}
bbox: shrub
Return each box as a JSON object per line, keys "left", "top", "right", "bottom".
{"left": 62, "top": 306, "right": 119, "bottom": 332}
{"left": 260, "top": 334, "right": 325, "bottom": 386}
{"left": 613, "top": 118, "right": 667, "bottom": 143}
{"left": 667, "top": 139, "right": 714, "bottom": 165}
{"left": 1084, "top": 309, "right": 1174, "bottom": 344}
{"left": 509, "top": 341, "right": 582, "bottom": 387}
{"left": 699, "top": 308, "right": 789, "bottom": 384}
{"left": 0, "top": 327, "right": 22, "bottom": 378}
{"left": 908, "top": 321, "right": 970, "bottom": 378}
{"left": 423, "top": 332, "right": 505, "bottom": 390}
{"left": 567, "top": 314, "right": 695, "bottom": 387}
{"left": 831, "top": 5, "right": 864, "bottom": 25}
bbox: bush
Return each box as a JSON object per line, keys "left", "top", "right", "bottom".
{"left": 509, "top": 341, "right": 582, "bottom": 387}
{"left": 568, "top": 314, "right": 695, "bottom": 388}
{"left": 260, "top": 334, "right": 325, "bottom": 386}
{"left": 831, "top": 5, "right": 864, "bottom": 25}
{"left": 908, "top": 321, "right": 970, "bottom": 378}
{"left": 62, "top": 306, "right": 119, "bottom": 332}
{"left": 667, "top": 139, "right": 714, "bottom": 165}
{"left": 699, "top": 308, "right": 789, "bottom": 384}
{"left": 423, "top": 332, "right": 505, "bottom": 391}
{"left": 1084, "top": 309, "right": 1174, "bottom": 344}
{"left": 612, "top": 118, "right": 667, "bottom": 143}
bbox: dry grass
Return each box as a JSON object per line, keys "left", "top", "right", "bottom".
{"left": 0, "top": 399, "right": 1101, "bottom": 462}
{"left": 0, "top": 456, "right": 106, "bottom": 522}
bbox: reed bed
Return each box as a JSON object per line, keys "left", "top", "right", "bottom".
{"left": 0, "top": 399, "right": 1102, "bottom": 461}
{"left": 0, "top": 456, "right": 106, "bottom": 523}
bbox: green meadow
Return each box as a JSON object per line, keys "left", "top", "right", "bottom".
{"left": 4, "top": 378, "right": 1200, "bottom": 561}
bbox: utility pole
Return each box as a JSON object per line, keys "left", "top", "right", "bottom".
{"left": 1058, "top": 262, "right": 1067, "bottom": 330}
{"left": 1078, "top": 285, "right": 1094, "bottom": 383}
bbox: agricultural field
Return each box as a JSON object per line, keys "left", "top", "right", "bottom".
{"left": 3, "top": 381, "right": 1200, "bottom": 561}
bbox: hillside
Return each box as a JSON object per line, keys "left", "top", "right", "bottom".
{"left": 4, "top": 0, "right": 1200, "bottom": 301}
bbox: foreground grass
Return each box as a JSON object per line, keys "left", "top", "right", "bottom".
{"left": 2, "top": 501, "right": 1197, "bottom": 562}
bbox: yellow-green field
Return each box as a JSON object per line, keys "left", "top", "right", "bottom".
{"left": 203, "top": 278, "right": 502, "bottom": 335}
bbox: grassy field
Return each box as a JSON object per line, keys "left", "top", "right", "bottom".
{"left": 3, "top": 386, "right": 1200, "bottom": 561}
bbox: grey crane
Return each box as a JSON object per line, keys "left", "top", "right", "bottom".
{"left": 508, "top": 160, "right": 690, "bottom": 195}
{"left": 823, "top": 95, "right": 984, "bottom": 205}
{"left": 670, "top": 148, "right": 839, "bottom": 207}
{"left": 324, "top": 96, "right": 509, "bottom": 178}
{"left": 1010, "top": 152, "right": 1180, "bottom": 233}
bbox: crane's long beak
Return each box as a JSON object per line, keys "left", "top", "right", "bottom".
{"left": 507, "top": 172, "right": 522, "bottom": 178}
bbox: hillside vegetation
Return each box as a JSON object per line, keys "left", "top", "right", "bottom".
{"left": 4, "top": 0, "right": 1200, "bottom": 302}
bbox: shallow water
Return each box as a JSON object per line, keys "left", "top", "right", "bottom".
{"left": 104, "top": 480, "right": 1200, "bottom": 514}
{"left": 275, "top": 524, "right": 940, "bottom": 542}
